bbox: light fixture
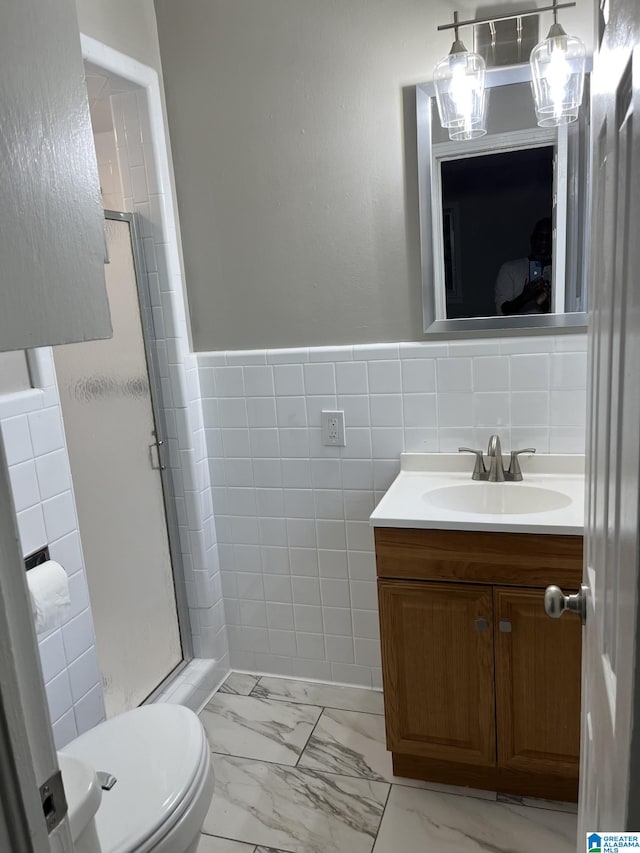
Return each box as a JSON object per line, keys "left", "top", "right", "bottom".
{"left": 434, "top": 2, "right": 585, "bottom": 139}
{"left": 433, "top": 13, "right": 487, "bottom": 141}
{"left": 530, "top": 12, "right": 586, "bottom": 126}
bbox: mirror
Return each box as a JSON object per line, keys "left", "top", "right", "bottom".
{"left": 417, "top": 63, "right": 591, "bottom": 335}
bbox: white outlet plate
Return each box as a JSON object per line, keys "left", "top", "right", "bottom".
{"left": 321, "top": 410, "right": 346, "bottom": 446}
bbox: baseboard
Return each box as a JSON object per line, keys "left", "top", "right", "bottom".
{"left": 392, "top": 752, "right": 579, "bottom": 803}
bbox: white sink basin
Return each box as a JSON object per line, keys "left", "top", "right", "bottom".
{"left": 369, "top": 452, "right": 585, "bottom": 534}
{"left": 423, "top": 483, "right": 573, "bottom": 515}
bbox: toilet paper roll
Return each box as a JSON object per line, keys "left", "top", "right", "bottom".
{"left": 27, "top": 560, "right": 71, "bottom": 635}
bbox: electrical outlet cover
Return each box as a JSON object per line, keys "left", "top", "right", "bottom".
{"left": 321, "top": 410, "right": 346, "bottom": 446}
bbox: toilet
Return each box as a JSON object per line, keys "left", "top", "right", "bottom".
{"left": 59, "top": 703, "right": 214, "bottom": 853}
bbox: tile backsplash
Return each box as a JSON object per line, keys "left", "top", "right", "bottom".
{"left": 198, "top": 333, "right": 588, "bottom": 687}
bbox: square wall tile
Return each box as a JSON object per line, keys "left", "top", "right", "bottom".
{"left": 286, "top": 518, "right": 317, "bottom": 548}
{"left": 16, "top": 504, "right": 47, "bottom": 557}
{"left": 367, "top": 360, "right": 401, "bottom": 393}
{"left": 438, "top": 393, "right": 473, "bottom": 428}
{"left": 510, "top": 354, "right": 550, "bottom": 391}
{"left": 276, "top": 397, "right": 308, "bottom": 428}
{"left": 267, "top": 602, "right": 295, "bottom": 630}
{"left": 511, "top": 391, "right": 550, "bottom": 427}
{"left": 218, "top": 398, "right": 248, "bottom": 428}
{"left": 550, "top": 351, "right": 588, "bottom": 388}
{"left": 473, "top": 393, "right": 510, "bottom": 428}
{"left": 214, "top": 367, "right": 245, "bottom": 396}
{"left": 28, "top": 408, "right": 65, "bottom": 456}
{"left": 292, "top": 577, "right": 321, "bottom": 606}
{"left": 336, "top": 362, "right": 368, "bottom": 395}
{"left": 320, "top": 577, "right": 350, "bottom": 607}
{"left": 290, "top": 548, "right": 319, "bottom": 576}
{"left": 243, "top": 365, "right": 274, "bottom": 396}
{"left": 403, "top": 394, "right": 437, "bottom": 428}
{"left": 281, "top": 459, "right": 312, "bottom": 488}
{"left": 338, "top": 395, "right": 370, "bottom": 427}
{"left": 1, "top": 415, "right": 33, "bottom": 465}
{"left": 323, "top": 607, "right": 353, "bottom": 636}
{"left": 247, "top": 398, "right": 277, "bottom": 428}
{"left": 62, "top": 609, "right": 95, "bottom": 664}
{"left": 35, "top": 450, "right": 71, "bottom": 501}
{"left": 73, "top": 684, "right": 106, "bottom": 734}
{"left": 294, "top": 603, "right": 324, "bottom": 633}
{"left": 473, "top": 356, "right": 510, "bottom": 392}
{"left": 371, "top": 428, "right": 403, "bottom": 459}
{"left": 326, "top": 635, "right": 355, "bottom": 663}
{"left": 264, "top": 575, "right": 293, "bottom": 603}
{"left": 46, "top": 669, "right": 73, "bottom": 723}
{"left": 401, "top": 359, "right": 436, "bottom": 393}
{"left": 437, "top": 358, "right": 472, "bottom": 392}
{"left": 274, "top": 364, "right": 305, "bottom": 396}
{"left": 311, "top": 459, "right": 341, "bottom": 490}
{"left": 68, "top": 647, "right": 101, "bottom": 703}
{"left": 304, "top": 363, "right": 336, "bottom": 395}
{"left": 9, "top": 460, "right": 40, "bottom": 513}
{"left": 318, "top": 549, "right": 349, "bottom": 578}
{"left": 39, "top": 630, "right": 67, "bottom": 683}
{"left": 370, "top": 395, "right": 402, "bottom": 428}
{"left": 550, "top": 389, "right": 587, "bottom": 427}
{"left": 52, "top": 709, "right": 78, "bottom": 749}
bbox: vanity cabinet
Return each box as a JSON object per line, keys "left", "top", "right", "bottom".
{"left": 375, "top": 527, "right": 583, "bottom": 802}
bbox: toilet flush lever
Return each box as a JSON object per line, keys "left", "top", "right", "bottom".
{"left": 97, "top": 771, "right": 117, "bottom": 791}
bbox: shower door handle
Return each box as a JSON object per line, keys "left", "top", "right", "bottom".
{"left": 149, "top": 439, "right": 166, "bottom": 470}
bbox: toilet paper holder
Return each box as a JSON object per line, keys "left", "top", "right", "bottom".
{"left": 25, "top": 546, "right": 50, "bottom": 572}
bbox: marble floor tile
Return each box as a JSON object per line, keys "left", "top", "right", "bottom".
{"left": 298, "top": 708, "right": 496, "bottom": 799}
{"left": 220, "top": 673, "right": 261, "bottom": 695}
{"left": 197, "top": 835, "right": 256, "bottom": 852}
{"left": 373, "top": 786, "right": 577, "bottom": 853}
{"left": 252, "top": 676, "right": 385, "bottom": 715}
{"left": 203, "top": 754, "right": 389, "bottom": 853}
{"left": 255, "top": 849, "right": 294, "bottom": 853}
{"left": 200, "top": 694, "right": 321, "bottom": 765}
{"left": 497, "top": 792, "right": 578, "bottom": 814}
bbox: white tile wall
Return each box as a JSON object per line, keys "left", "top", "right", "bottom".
{"left": 106, "top": 79, "right": 228, "bottom": 669}
{"left": 198, "top": 333, "right": 588, "bottom": 687}
{"left": 93, "top": 130, "right": 125, "bottom": 211}
{"left": 0, "top": 350, "right": 106, "bottom": 748}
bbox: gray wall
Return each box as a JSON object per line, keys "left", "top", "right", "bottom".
{"left": 76, "top": 0, "right": 163, "bottom": 70}
{"left": 154, "top": 0, "right": 594, "bottom": 352}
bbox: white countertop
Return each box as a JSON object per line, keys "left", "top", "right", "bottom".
{"left": 370, "top": 453, "right": 585, "bottom": 535}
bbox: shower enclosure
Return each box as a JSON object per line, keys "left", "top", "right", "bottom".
{"left": 54, "top": 212, "right": 191, "bottom": 717}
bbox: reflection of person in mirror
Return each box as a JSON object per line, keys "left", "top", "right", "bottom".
{"left": 495, "top": 218, "right": 552, "bottom": 315}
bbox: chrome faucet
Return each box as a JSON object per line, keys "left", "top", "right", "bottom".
{"left": 486, "top": 434, "right": 505, "bottom": 482}
{"left": 459, "top": 435, "right": 536, "bottom": 482}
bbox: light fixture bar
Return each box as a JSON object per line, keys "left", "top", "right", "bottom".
{"left": 437, "top": 2, "right": 576, "bottom": 33}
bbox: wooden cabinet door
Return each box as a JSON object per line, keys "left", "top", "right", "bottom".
{"left": 378, "top": 580, "right": 495, "bottom": 766}
{"left": 494, "top": 587, "right": 581, "bottom": 778}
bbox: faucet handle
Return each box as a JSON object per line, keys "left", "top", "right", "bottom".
{"left": 459, "top": 447, "right": 486, "bottom": 480}
{"left": 508, "top": 447, "right": 536, "bottom": 481}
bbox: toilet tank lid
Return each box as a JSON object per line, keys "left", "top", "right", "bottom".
{"left": 57, "top": 752, "right": 102, "bottom": 842}
{"left": 61, "top": 704, "right": 208, "bottom": 853}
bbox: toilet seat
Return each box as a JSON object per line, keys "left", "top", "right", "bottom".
{"left": 61, "top": 704, "right": 213, "bottom": 853}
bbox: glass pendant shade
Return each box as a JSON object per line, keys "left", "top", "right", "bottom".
{"left": 434, "top": 41, "right": 487, "bottom": 141}
{"left": 530, "top": 23, "right": 586, "bottom": 126}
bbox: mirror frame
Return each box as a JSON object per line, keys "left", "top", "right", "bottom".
{"left": 417, "top": 62, "right": 592, "bottom": 337}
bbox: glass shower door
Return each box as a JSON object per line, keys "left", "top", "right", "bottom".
{"left": 54, "top": 215, "right": 183, "bottom": 717}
